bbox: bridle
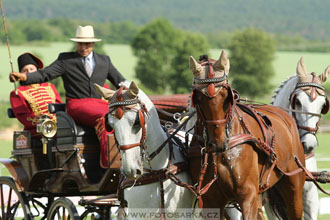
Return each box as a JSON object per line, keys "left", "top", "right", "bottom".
{"left": 109, "top": 86, "right": 149, "bottom": 152}
{"left": 191, "top": 59, "right": 236, "bottom": 150}
{"left": 289, "top": 73, "right": 329, "bottom": 139}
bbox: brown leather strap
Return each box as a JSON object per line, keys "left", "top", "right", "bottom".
{"left": 307, "top": 171, "right": 330, "bottom": 183}
{"left": 119, "top": 143, "right": 142, "bottom": 151}
{"left": 305, "top": 152, "right": 315, "bottom": 160}
{"left": 160, "top": 180, "right": 166, "bottom": 220}
{"left": 118, "top": 109, "right": 147, "bottom": 151}
{"left": 120, "top": 163, "right": 188, "bottom": 189}
{"left": 294, "top": 156, "right": 330, "bottom": 196}
{"left": 196, "top": 152, "right": 218, "bottom": 208}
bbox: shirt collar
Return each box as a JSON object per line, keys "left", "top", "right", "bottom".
{"left": 86, "top": 51, "right": 94, "bottom": 61}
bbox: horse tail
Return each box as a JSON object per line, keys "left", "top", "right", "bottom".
{"left": 266, "top": 186, "right": 288, "bottom": 220}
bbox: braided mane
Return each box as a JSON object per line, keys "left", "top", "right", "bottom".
{"left": 271, "top": 75, "right": 297, "bottom": 105}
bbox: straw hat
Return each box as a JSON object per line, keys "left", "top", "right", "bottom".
{"left": 17, "top": 53, "right": 43, "bottom": 72}
{"left": 70, "top": 25, "right": 102, "bottom": 42}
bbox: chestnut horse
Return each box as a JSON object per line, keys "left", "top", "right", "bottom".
{"left": 188, "top": 51, "right": 306, "bottom": 220}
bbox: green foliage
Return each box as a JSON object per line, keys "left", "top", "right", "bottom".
{"left": 0, "top": 101, "right": 15, "bottom": 129}
{"left": 207, "top": 31, "right": 233, "bottom": 49}
{"left": 228, "top": 28, "right": 276, "bottom": 98}
{"left": 170, "top": 32, "right": 210, "bottom": 93}
{"left": 0, "top": 20, "right": 26, "bottom": 45}
{"left": 4, "top": 0, "right": 330, "bottom": 43}
{"left": 131, "top": 18, "right": 182, "bottom": 93}
{"left": 0, "top": 18, "right": 138, "bottom": 46}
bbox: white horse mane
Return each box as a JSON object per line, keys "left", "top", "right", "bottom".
{"left": 271, "top": 75, "right": 298, "bottom": 108}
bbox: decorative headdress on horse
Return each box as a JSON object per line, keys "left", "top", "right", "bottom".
{"left": 295, "top": 56, "right": 330, "bottom": 114}
{"left": 296, "top": 56, "right": 330, "bottom": 100}
{"left": 189, "top": 50, "right": 230, "bottom": 98}
{"left": 94, "top": 82, "right": 142, "bottom": 119}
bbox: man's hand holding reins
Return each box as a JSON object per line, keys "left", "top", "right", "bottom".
{"left": 9, "top": 71, "right": 27, "bottom": 82}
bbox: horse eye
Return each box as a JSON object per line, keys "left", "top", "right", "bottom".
{"left": 295, "top": 99, "right": 302, "bottom": 108}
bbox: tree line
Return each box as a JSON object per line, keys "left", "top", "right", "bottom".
{"left": 5, "top": 0, "right": 330, "bottom": 42}
{"left": 0, "top": 18, "right": 138, "bottom": 45}
{"left": 1, "top": 18, "right": 330, "bottom": 53}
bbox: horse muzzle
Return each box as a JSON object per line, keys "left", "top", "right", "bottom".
{"left": 301, "top": 133, "right": 318, "bottom": 154}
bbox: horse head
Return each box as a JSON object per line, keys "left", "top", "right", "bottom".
{"left": 95, "top": 81, "right": 163, "bottom": 179}
{"left": 292, "top": 57, "right": 330, "bottom": 154}
{"left": 190, "top": 50, "right": 235, "bottom": 152}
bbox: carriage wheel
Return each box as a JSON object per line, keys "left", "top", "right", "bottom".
{"left": 80, "top": 207, "right": 102, "bottom": 220}
{"left": 0, "top": 176, "right": 31, "bottom": 220}
{"left": 46, "top": 197, "right": 79, "bottom": 220}
{"left": 80, "top": 206, "right": 115, "bottom": 220}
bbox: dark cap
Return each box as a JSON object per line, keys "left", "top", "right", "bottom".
{"left": 17, "top": 53, "right": 43, "bottom": 72}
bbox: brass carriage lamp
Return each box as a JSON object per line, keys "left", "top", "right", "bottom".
{"left": 37, "top": 115, "right": 57, "bottom": 154}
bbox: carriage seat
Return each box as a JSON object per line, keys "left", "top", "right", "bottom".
{"left": 48, "top": 103, "right": 99, "bottom": 146}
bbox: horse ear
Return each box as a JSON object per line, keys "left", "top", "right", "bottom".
{"left": 128, "top": 81, "right": 139, "bottom": 98}
{"left": 318, "top": 65, "right": 330, "bottom": 83}
{"left": 296, "top": 56, "right": 308, "bottom": 78}
{"left": 94, "top": 83, "right": 115, "bottom": 100}
{"left": 214, "top": 50, "right": 230, "bottom": 74}
{"left": 189, "top": 56, "right": 202, "bottom": 77}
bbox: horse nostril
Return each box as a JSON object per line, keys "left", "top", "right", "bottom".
{"left": 136, "top": 169, "right": 142, "bottom": 176}
{"left": 302, "top": 142, "right": 314, "bottom": 154}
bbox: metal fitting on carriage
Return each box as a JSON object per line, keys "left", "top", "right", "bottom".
{"left": 36, "top": 115, "right": 57, "bottom": 138}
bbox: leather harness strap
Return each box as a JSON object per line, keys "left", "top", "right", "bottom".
{"left": 118, "top": 109, "right": 147, "bottom": 151}
{"left": 120, "top": 162, "right": 188, "bottom": 189}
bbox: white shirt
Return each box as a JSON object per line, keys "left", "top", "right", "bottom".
{"left": 81, "top": 52, "right": 95, "bottom": 71}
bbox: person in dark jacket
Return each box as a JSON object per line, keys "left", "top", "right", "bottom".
{"left": 10, "top": 25, "right": 128, "bottom": 168}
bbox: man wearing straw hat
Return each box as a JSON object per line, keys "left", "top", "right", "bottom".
{"left": 10, "top": 25, "right": 128, "bottom": 168}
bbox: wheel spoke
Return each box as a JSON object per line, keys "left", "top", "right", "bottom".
{"left": 0, "top": 184, "right": 5, "bottom": 220}
{"left": 63, "top": 207, "right": 66, "bottom": 220}
{"left": 56, "top": 208, "right": 61, "bottom": 219}
{"left": 6, "top": 188, "right": 12, "bottom": 219}
{"left": 0, "top": 177, "right": 30, "bottom": 220}
{"left": 10, "top": 202, "right": 20, "bottom": 219}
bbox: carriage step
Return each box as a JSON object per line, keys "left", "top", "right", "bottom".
{"left": 78, "top": 194, "right": 120, "bottom": 206}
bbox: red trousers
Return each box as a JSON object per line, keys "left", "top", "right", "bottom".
{"left": 66, "top": 98, "right": 112, "bottom": 168}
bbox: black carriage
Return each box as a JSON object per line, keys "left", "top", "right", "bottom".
{"left": 2, "top": 103, "right": 122, "bottom": 220}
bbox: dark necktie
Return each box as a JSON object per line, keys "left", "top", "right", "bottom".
{"left": 84, "top": 57, "right": 93, "bottom": 77}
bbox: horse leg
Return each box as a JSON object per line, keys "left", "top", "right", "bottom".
{"left": 239, "top": 184, "right": 259, "bottom": 220}
{"left": 279, "top": 175, "right": 304, "bottom": 220}
{"left": 303, "top": 157, "right": 319, "bottom": 220}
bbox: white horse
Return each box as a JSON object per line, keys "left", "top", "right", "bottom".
{"left": 265, "top": 57, "right": 330, "bottom": 220}
{"left": 95, "top": 82, "right": 197, "bottom": 220}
